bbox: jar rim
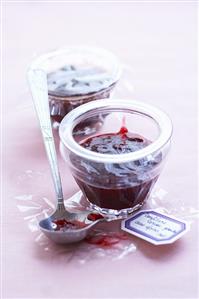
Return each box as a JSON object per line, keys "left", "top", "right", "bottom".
{"left": 59, "top": 99, "right": 173, "bottom": 163}
{"left": 29, "top": 45, "right": 122, "bottom": 100}
{"left": 29, "top": 45, "right": 122, "bottom": 90}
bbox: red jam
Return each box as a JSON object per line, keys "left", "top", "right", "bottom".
{"left": 71, "top": 126, "right": 161, "bottom": 211}
{"left": 119, "top": 126, "right": 128, "bottom": 136}
{"left": 47, "top": 65, "right": 114, "bottom": 123}
{"left": 53, "top": 219, "right": 87, "bottom": 231}
{"left": 87, "top": 213, "right": 104, "bottom": 221}
{"left": 85, "top": 232, "right": 129, "bottom": 248}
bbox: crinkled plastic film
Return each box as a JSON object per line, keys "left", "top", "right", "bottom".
{"left": 14, "top": 169, "right": 199, "bottom": 265}
{"left": 14, "top": 170, "right": 136, "bottom": 264}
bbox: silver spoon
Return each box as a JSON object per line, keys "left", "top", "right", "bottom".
{"left": 27, "top": 69, "right": 105, "bottom": 244}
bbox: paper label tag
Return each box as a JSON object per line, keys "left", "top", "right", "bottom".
{"left": 121, "top": 210, "right": 190, "bottom": 245}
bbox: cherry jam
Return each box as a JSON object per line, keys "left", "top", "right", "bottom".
{"left": 72, "top": 127, "right": 161, "bottom": 211}
{"left": 85, "top": 232, "right": 128, "bottom": 248}
{"left": 47, "top": 65, "right": 115, "bottom": 123}
{"left": 53, "top": 219, "right": 87, "bottom": 231}
{"left": 87, "top": 213, "right": 104, "bottom": 221}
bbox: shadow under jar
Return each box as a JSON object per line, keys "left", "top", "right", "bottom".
{"left": 29, "top": 46, "right": 121, "bottom": 132}
{"left": 59, "top": 99, "right": 172, "bottom": 217}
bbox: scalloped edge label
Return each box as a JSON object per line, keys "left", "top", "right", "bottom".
{"left": 121, "top": 210, "right": 190, "bottom": 245}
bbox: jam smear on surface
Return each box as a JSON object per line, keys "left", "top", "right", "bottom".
{"left": 85, "top": 232, "right": 129, "bottom": 248}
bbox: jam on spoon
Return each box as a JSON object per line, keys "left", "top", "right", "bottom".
{"left": 52, "top": 213, "right": 104, "bottom": 231}
{"left": 52, "top": 219, "right": 87, "bottom": 231}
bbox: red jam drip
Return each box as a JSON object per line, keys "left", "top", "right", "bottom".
{"left": 119, "top": 116, "right": 128, "bottom": 137}
{"left": 85, "top": 232, "right": 129, "bottom": 248}
{"left": 53, "top": 219, "right": 87, "bottom": 231}
{"left": 87, "top": 213, "right": 104, "bottom": 221}
{"left": 118, "top": 126, "right": 128, "bottom": 136}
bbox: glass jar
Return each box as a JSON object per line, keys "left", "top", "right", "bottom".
{"left": 59, "top": 99, "right": 172, "bottom": 217}
{"left": 29, "top": 46, "right": 121, "bottom": 129}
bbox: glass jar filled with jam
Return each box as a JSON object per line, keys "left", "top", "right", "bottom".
{"left": 59, "top": 99, "right": 172, "bottom": 217}
{"left": 30, "top": 46, "right": 121, "bottom": 130}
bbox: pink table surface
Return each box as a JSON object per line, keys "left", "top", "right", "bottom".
{"left": 2, "top": 2, "right": 198, "bottom": 299}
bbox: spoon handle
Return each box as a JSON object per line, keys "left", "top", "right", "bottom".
{"left": 28, "top": 69, "right": 64, "bottom": 204}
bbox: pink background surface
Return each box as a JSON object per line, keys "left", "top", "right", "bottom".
{"left": 2, "top": 2, "right": 198, "bottom": 299}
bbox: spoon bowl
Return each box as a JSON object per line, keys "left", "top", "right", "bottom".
{"left": 39, "top": 205, "right": 105, "bottom": 244}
